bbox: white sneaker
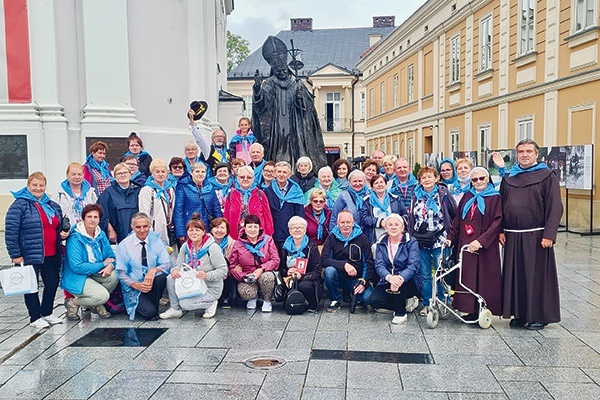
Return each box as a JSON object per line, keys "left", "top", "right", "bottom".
{"left": 30, "top": 318, "right": 50, "bottom": 328}
{"left": 392, "top": 314, "right": 408, "bottom": 324}
{"left": 159, "top": 307, "right": 183, "bottom": 319}
{"left": 406, "top": 296, "right": 419, "bottom": 313}
{"left": 374, "top": 308, "right": 394, "bottom": 314}
{"left": 202, "top": 301, "right": 218, "bottom": 319}
{"left": 246, "top": 298, "right": 257, "bottom": 309}
{"left": 261, "top": 301, "right": 272, "bottom": 313}
{"left": 43, "top": 314, "right": 63, "bottom": 325}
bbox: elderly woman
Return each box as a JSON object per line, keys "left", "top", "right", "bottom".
{"left": 451, "top": 158, "right": 473, "bottom": 204}
{"left": 5, "top": 172, "right": 67, "bottom": 328}
{"left": 210, "top": 162, "right": 233, "bottom": 213}
{"left": 62, "top": 204, "right": 118, "bottom": 320}
{"left": 183, "top": 141, "right": 202, "bottom": 175}
{"left": 408, "top": 166, "right": 456, "bottom": 316}
{"left": 210, "top": 217, "right": 237, "bottom": 308}
{"left": 446, "top": 167, "right": 502, "bottom": 319}
{"left": 304, "top": 189, "right": 331, "bottom": 246}
{"left": 228, "top": 214, "right": 280, "bottom": 312}
{"left": 362, "top": 159, "right": 379, "bottom": 189}
{"left": 121, "top": 132, "right": 153, "bottom": 178}
{"left": 332, "top": 158, "right": 351, "bottom": 190}
{"left": 307, "top": 166, "right": 341, "bottom": 208}
{"left": 359, "top": 174, "right": 408, "bottom": 243}
{"left": 370, "top": 214, "right": 421, "bottom": 324}
{"left": 290, "top": 156, "right": 317, "bottom": 193}
{"left": 282, "top": 216, "right": 322, "bottom": 312}
{"left": 223, "top": 165, "right": 274, "bottom": 240}
{"left": 230, "top": 158, "right": 247, "bottom": 177}
{"left": 173, "top": 162, "right": 222, "bottom": 242}
{"left": 122, "top": 156, "right": 147, "bottom": 187}
{"left": 98, "top": 163, "right": 141, "bottom": 243}
{"left": 83, "top": 141, "right": 112, "bottom": 195}
{"left": 381, "top": 155, "right": 397, "bottom": 182}
{"left": 52, "top": 162, "right": 98, "bottom": 225}
{"left": 169, "top": 157, "right": 186, "bottom": 180}
{"left": 139, "top": 159, "right": 177, "bottom": 246}
{"left": 330, "top": 169, "right": 369, "bottom": 230}
{"left": 160, "top": 214, "right": 228, "bottom": 319}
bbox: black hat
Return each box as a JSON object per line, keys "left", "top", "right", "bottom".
{"left": 214, "top": 162, "right": 231, "bottom": 173}
{"left": 189, "top": 100, "right": 208, "bottom": 120}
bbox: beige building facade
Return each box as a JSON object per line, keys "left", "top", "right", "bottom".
{"left": 357, "top": 0, "right": 600, "bottom": 231}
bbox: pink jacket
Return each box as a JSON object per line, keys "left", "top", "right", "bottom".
{"left": 223, "top": 188, "right": 274, "bottom": 240}
{"left": 228, "top": 232, "right": 280, "bottom": 281}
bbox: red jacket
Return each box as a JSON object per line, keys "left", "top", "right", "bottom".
{"left": 228, "top": 232, "right": 280, "bottom": 281}
{"left": 223, "top": 188, "right": 274, "bottom": 240}
{"left": 304, "top": 204, "right": 331, "bottom": 246}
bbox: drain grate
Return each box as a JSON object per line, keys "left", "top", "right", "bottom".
{"left": 310, "top": 349, "right": 434, "bottom": 364}
{"left": 244, "top": 356, "right": 287, "bottom": 370}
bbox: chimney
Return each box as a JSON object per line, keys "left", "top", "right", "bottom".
{"left": 373, "top": 16, "right": 395, "bottom": 28}
{"left": 291, "top": 18, "right": 313, "bottom": 31}
{"left": 369, "top": 34, "right": 383, "bottom": 47}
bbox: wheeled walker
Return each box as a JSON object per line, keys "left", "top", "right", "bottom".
{"left": 425, "top": 244, "right": 493, "bottom": 329}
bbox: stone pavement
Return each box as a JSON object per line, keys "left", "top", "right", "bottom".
{"left": 0, "top": 231, "right": 599, "bottom": 399}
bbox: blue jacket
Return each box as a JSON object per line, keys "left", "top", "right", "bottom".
{"left": 264, "top": 186, "right": 306, "bottom": 242}
{"left": 98, "top": 181, "right": 141, "bottom": 243}
{"left": 374, "top": 233, "right": 422, "bottom": 290}
{"left": 358, "top": 193, "right": 408, "bottom": 243}
{"left": 62, "top": 225, "right": 115, "bottom": 295}
{"left": 329, "top": 190, "right": 363, "bottom": 231}
{"left": 5, "top": 198, "right": 62, "bottom": 264}
{"left": 173, "top": 175, "right": 222, "bottom": 238}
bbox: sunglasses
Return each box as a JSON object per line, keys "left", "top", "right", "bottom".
{"left": 312, "top": 199, "right": 326, "bottom": 204}
{"left": 471, "top": 176, "right": 487, "bottom": 183}
{"left": 171, "top": 165, "right": 184, "bottom": 170}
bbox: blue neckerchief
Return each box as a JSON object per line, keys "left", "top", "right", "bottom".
{"left": 196, "top": 180, "right": 214, "bottom": 195}
{"left": 75, "top": 227, "right": 104, "bottom": 262}
{"left": 184, "top": 236, "right": 211, "bottom": 268}
{"left": 251, "top": 160, "right": 265, "bottom": 182}
{"left": 184, "top": 156, "right": 202, "bottom": 173}
{"left": 131, "top": 170, "right": 142, "bottom": 181}
{"left": 122, "top": 150, "right": 150, "bottom": 159}
{"left": 60, "top": 179, "right": 92, "bottom": 216}
{"left": 390, "top": 174, "right": 418, "bottom": 196}
{"left": 270, "top": 179, "right": 305, "bottom": 208}
{"left": 314, "top": 210, "right": 326, "bottom": 240}
{"left": 282, "top": 235, "right": 309, "bottom": 264}
{"left": 414, "top": 185, "right": 440, "bottom": 213}
{"left": 462, "top": 183, "right": 500, "bottom": 219}
{"left": 451, "top": 177, "right": 471, "bottom": 195}
{"left": 438, "top": 158, "right": 458, "bottom": 186}
{"left": 315, "top": 181, "right": 337, "bottom": 209}
{"left": 229, "top": 132, "right": 256, "bottom": 145}
{"left": 508, "top": 162, "right": 550, "bottom": 177}
{"left": 212, "top": 145, "right": 228, "bottom": 163}
{"left": 242, "top": 235, "right": 267, "bottom": 258}
{"left": 85, "top": 153, "right": 111, "bottom": 179}
{"left": 145, "top": 176, "right": 176, "bottom": 202}
{"left": 384, "top": 173, "right": 395, "bottom": 182}
{"left": 11, "top": 187, "right": 56, "bottom": 222}
{"left": 210, "top": 176, "right": 232, "bottom": 191}
{"left": 348, "top": 185, "right": 368, "bottom": 209}
{"left": 331, "top": 224, "right": 362, "bottom": 247}
{"left": 217, "top": 236, "right": 229, "bottom": 252}
{"left": 238, "top": 183, "right": 257, "bottom": 203}
{"left": 369, "top": 191, "right": 391, "bottom": 216}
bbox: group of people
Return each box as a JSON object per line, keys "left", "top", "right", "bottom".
{"left": 4, "top": 111, "right": 563, "bottom": 330}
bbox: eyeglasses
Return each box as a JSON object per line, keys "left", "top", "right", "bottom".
{"left": 471, "top": 176, "right": 487, "bottom": 183}
{"left": 290, "top": 226, "right": 305, "bottom": 231}
{"left": 440, "top": 169, "right": 453, "bottom": 173}
{"left": 312, "top": 199, "right": 326, "bottom": 204}
{"left": 125, "top": 163, "right": 138, "bottom": 167}
{"left": 171, "top": 165, "right": 184, "bottom": 170}
{"left": 239, "top": 176, "right": 253, "bottom": 180}
{"left": 115, "top": 171, "right": 130, "bottom": 176}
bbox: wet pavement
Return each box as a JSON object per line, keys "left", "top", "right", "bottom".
{"left": 0, "top": 231, "right": 599, "bottom": 399}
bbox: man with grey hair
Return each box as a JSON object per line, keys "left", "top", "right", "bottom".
{"left": 249, "top": 143, "right": 266, "bottom": 182}
{"left": 116, "top": 212, "right": 171, "bottom": 320}
{"left": 329, "top": 169, "right": 369, "bottom": 230}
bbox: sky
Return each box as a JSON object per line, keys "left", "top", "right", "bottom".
{"left": 227, "top": 0, "right": 428, "bottom": 52}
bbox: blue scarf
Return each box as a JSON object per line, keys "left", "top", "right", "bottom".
{"left": 451, "top": 177, "right": 471, "bottom": 195}
{"left": 390, "top": 174, "right": 418, "bottom": 196}
{"left": 438, "top": 158, "right": 458, "bottom": 186}
{"left": 85, "top": 153, "right": 111, "bottom": 179}
{"left": 508, "top": 162, "right": 550, "bottom": 177}
{"left": 217, "top": 236, "right": 229, "bottom": 252}
{"left": 184, "top": 236, "right": 212, "bottom": 267}
{"left": 270, "top": 180, "right": 305, "bottom": 208}
{"left": 210, "top": 176, "right": 232, "bottom": 191}
{"left": 11, "top": 187, "right": 56, "bottom": 222}
{"left": 145, "top": 176, "right": 176, "bottom": 202}
{"left": 315, "top": 181, "right": 337, "bottom": 209}
{"left": 462, "top": 183, "right": 500, "bottom": 219}
{"left": 314, "top": 210, "right": 326, "bottom": 240}
{"left": 77, "top": 227, "right": 104, "bottom": 263}
{"left": 251, "top": 160, "right": 265, "bottom": 182}
{"left": 414, "top": 185, "right": 440, "bottom": 213}
{"left": 368, "top": 191, "right": 391, "bottom": 216}
{"left": 212, "top": 146, "right": 228, "bottom": 163}
{"left": 242, "top": 235, "right": 267, "bottom": 258}
{"left": 348, "top": 185, "right": 369, "bottom": 209}
{"left": 229, "top": 133, "right": 256, "bottom": 147}
{"left": 282, "top": 235, "right": 309, "bottom": 264}
{"left": 122, "top": 150, "right": 150, "bottom": 159}
{"left": 238, "top": 183, "right": 257, "bottom": 204}
{"left": 331, "top": 224, "right": 362, "bottom": 247}
{"left": 184, "top": 156, "right": 202, "bottom": 173}
{"left": 196, "top": 180, "right": 214, "bottom": 195}
{"left": 60, "top": 179, "right": 92, "bottom": 216}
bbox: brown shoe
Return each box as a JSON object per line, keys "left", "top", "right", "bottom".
{"left": 64, "top": 298, "right": 80, "bottom": 321}
{"left": 91, "top": 304, "right": 111, "bottom": 319}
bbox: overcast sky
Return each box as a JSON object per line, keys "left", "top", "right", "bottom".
{"left": 227, "top": 0, "right": 428, "bottom": 52}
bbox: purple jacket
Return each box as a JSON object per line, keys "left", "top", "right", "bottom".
{"left": 228, "top": 231, "right": 280, "bottom": 281}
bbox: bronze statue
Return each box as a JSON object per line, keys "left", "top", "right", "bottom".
{"left": 252, "top": 36, "right": 327, "bottom": 171}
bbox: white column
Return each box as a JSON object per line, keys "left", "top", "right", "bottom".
{"left": 464, "top": 14, "right": 474, "bottom": 105}
{"left": 498, "top": 103, "right": 509, "bottom": 148}
{"left": 498, "top": 0, "right": 510, "bottom": 96}
{"left": 544, "top": 91, "right": 558, "bottom": 146}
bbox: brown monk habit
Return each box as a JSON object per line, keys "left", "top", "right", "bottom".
{"left": 500, "top": 168, "right": 563, "bottom": 324}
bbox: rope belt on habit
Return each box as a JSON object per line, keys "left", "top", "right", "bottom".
{"left": 504, "top": 227, "right": 545, "bottom": 233}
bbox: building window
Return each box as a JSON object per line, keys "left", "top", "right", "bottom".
{"left": 325, "top": 92, "right": 341, "bottom": 132}
{"left": 480, "top": 16, "right": 492, "bottom": 71}
{"left": 243, "top": 95, "right": 253, "bottom": 117}
{"left": 408, "top": 138, "right": 414, "bottom": 168}
{"left": 519, "top": 0, "right": 535, "bottom": 55}
{"left": 478, "top": 125, "right": 491, "bottom": 166}
{"left": 450, "top": 130, "right": 460, "bottom": 152}
{"left": 360, "top": 92, "right": 366, "bottom": 120}
{"left": 517, "top": 119, "right": 533, "bottom": 141}
{"left": 407, "top": 64, "right": 414, "bottom": 102}
{"left": 393, "top": 74, "right": 399, "bottom": 108}
{"left": 575, "top": 0, "right": 596, "bottom": 32}
{"left": 451, "top": 35, "right": 460, "bottom": 83}
{"left": 393, "top": 140, "right": 399, "bottom": 157}
{"left": 360, "top": 145, "right": 366, "bottom": 155}
{"left": 369, "top": 88, "right": 374, "bottom": 118}
{"left": 380, "top": 82, "right": 386, "bottom": 114}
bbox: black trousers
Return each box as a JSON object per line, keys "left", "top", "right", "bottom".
{"left": 297, "top": 279, "right": 319, "bottom": 311}
{"left": 135, "top": 273, "right": 167, "bottom": 319}
{"left": 369, "top": 279, "right": 419, "bottom": 316}
{"left": 24, "top": 255, "right": 60, "bottom": 323}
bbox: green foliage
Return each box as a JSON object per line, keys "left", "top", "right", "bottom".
{"left": 412, "top": 162, "right": 421, "bottom": 177}
{"left": 227, "top": 30, "right": 250, "bottom": 72}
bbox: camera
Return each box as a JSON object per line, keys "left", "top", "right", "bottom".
{"left": 243, "top": 273, "right": 256, "bottom": 284}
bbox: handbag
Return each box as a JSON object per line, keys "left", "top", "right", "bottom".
{"left": 0, "top": 262, "right": 38, "bottom": 297}
{"left": 272, "top": 271, "right": 287, "bottom": 303}
{"left": 413, "top": 223, "right": 444, "bottom": 249}
{"left": 175, "top": 264, "right": 208, "bottom": 299}
{"left": 284, "top": 277, "right": 308, "bottom": 315}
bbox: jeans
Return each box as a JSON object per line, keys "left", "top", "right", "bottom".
{"left": 419, "top": 247, "right": 442, "bottom": 306}
{"left": 323, "top": 266, "right": 373, "bottom": 304}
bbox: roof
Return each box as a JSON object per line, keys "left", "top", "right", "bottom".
{"left": 228, "top": 26, "right": 396, "bottom": 79}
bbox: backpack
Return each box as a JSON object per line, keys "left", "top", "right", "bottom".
{"left": 284, "top": 277, "right": 308, "bottom": 315}
{"left": 105, "top": 283, "right": 125, "bottom": 315}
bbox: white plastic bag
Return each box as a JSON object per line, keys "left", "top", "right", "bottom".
{"left": 175, "top": 264, "right": 207, "bottom": 300}
{"left": 0, "top": 263, "right": 38, "bottom": 296}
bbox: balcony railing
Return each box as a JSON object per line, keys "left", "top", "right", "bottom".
{"left": 319, "top": 118, "right": 352, "bottom": 132}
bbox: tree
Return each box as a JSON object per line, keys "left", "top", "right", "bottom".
{"left": 227, "top": 30, "right": 250, "bottom": 72}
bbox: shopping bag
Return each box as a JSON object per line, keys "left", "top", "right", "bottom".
{"left": 0, "top": 263, "right": 38, "bottom": 296}
{"left": 174, "top": 264, "right": 208, "bottom": 300}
